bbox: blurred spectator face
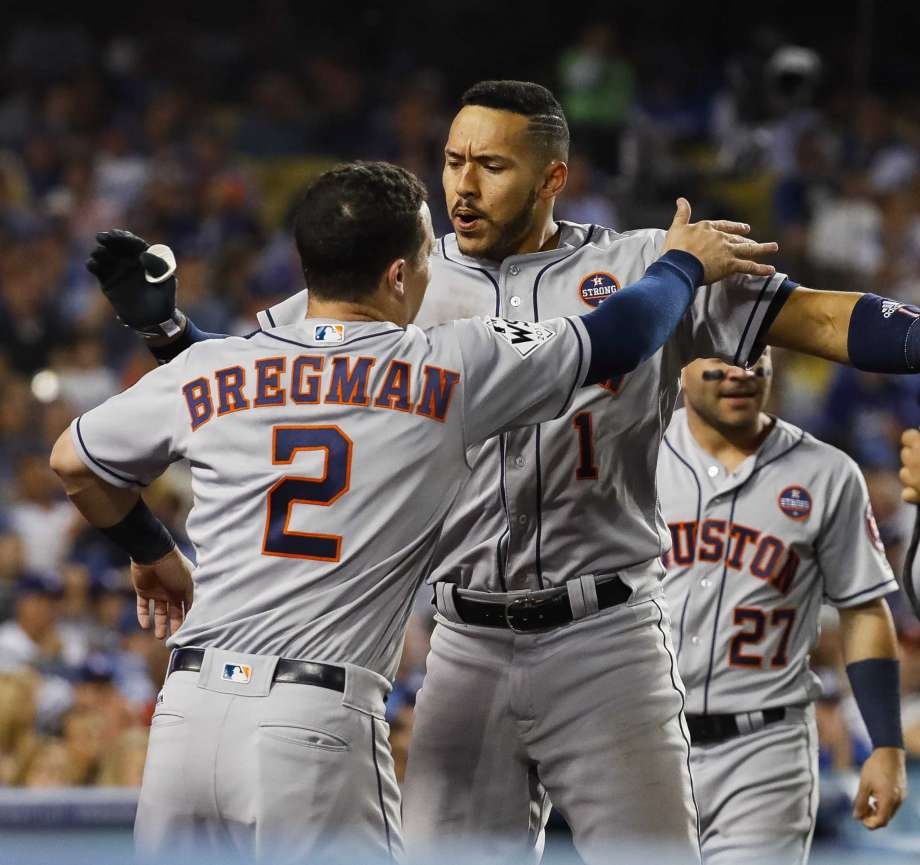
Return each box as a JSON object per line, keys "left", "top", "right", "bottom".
{"left": 0, "top": 532, "right": 25, "bottom": 583}
{"left": 62, "top": 705, "right": 108, "bottom": 779}
{"left": 680, "top": 353, "right": 773, "bottom": 433}
{"left": 0, "top": 376, "right": 34, "bottom": 439}
{"left": 21, "top": 739, "right": 75, "bottom": 787}
{"left": 39, "top": 399, "right": 76, "bottom": 448}
{"left": 16, "top": 586, "right": 59, "bottom": 639}
{"left": 96, "top": 592, "right": 127, "bottom": 631}
{"left": 0, "top": 672, "right": 37, "bottom": 752}
{"left": 144, "top": 91, "right": 187, "bottom": 149}
{"left": 15, "top": 454, "right": 58, "bottom": 507}
{"left": 443, "top": 106, "right": 558, "bottom": 261}
{"left": 59, "top": 563, "right": 90, "bottom": 621}
{"left": 98, "top": 727, "right": 149, "bottom": 786}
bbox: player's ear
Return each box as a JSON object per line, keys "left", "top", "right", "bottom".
{"left": 386, "top": 258, "right": 407, "bottom": 300}
{"left": 539, "top": 160, "right": 567, "bottom": 200}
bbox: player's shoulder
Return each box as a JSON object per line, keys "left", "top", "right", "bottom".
{"left": 566, "top": 222, "right": 666, "bottom": 257}
{"left": 773, "top": 416, "right": 864, "bottom": 481}
{"left": 182, "top": 331, "right": 260, "bottom": 366}
{"left": 256, "top": 288, "right": 309, "bottom": 329}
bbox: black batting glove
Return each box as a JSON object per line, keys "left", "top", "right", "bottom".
{"left": 86, "top": 230, "right": 183, "bottom": 338}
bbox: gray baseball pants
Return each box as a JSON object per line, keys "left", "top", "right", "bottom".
{"left": 403, "top": 591, "right": 701, "bottom": 865}
{"left": 691, "top": 706, "right": 818, "bottom": 865}
{"left": 135, "top": 647, "right": 402, "bottom": 864}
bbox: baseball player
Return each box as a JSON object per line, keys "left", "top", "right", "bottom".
{"left": 55, "top": 161, "right": 767, "bottom": 863}
{"left": 658, "top": 352, "right": 906, "bottom": 864}
{"left": 94, "top": 81, "right": 920, "bottom": 864}
{"left": 899, "top": 428, "right": 920, "bottom": 617}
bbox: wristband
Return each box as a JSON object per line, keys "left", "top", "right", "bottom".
{"left": 847, "top": 293, "right": 920, "bottom": 373}
{"left": 150, "top": 317, "right": 223, "bottom": 366}
{"left": 99, "top": 499, "right": 176, "bottom": 565}
{"left": 846, "top": 658, "right": 904, "bottom": 749}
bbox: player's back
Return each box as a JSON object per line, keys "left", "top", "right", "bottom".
{"left": 168, "top": 319, "right": 478, "bottom": 679}
{"left": 69, "top": 307, "right": 588, "bottom": 679}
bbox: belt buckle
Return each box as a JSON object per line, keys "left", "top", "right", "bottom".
{"left": 504, "top": 596, "right": 549, "bottom": 633}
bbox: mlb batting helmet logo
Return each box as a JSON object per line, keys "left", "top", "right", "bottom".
{"left": 578, "top": 272, "right": 620, "bottom": 308}
{"left": 314, "top": 324, "right": 344, "bottom": 343}
{"left": 222, "top": 663, "right": 253, "bottom": 684}
{"left": 778, "top": 485, "right": 812, "bottom": 520}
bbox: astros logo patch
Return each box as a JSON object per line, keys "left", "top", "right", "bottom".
{"left": 314, "top": 324, "right": 344, "bottom": 343}
{"left": 222, "top": 663, "right": 253, "bottom": 684}
{"left": 865, "top": 504, "right": 885, "bottom": 552}
{"left": 778, "top": 486, "right": 812, "bottom": 520}
{"left": 578, "top": 272, "right": 620, "bottom": 308}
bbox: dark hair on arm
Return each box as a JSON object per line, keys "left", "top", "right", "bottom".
{"left": 461, "top": 80, "right": 570, "bottom": 161}
{"left": 292, "top": 161, "right": 428, "bottom": 302}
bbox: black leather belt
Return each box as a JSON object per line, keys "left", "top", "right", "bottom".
{"left": 168, "top": 647, "right": 346, "bottom": 693}
{"left": 685, "top": 708, "right": 786, "bottom": 745}
{"left": 449, "top": 576, "right": 632, "bottom": 633}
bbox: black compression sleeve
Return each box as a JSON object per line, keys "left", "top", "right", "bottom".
{"left": 98, "top": 499, "right": 176, "bottom": 564}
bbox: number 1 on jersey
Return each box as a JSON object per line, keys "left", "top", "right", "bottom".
{"left": 573, "top": 412, "right": 598, "bottom": 480}
{"left": 262, "top": 425, "right": 352, "bottom": 561}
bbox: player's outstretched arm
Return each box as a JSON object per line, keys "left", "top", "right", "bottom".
{"left": 580, "top": 198, "right": 777, "bottom": 383}
{"left": 767, "top": 281, "right": 920, "bottom": 374}
{"left": 88, "top": 230, "right": 226, "bottom": 364}
{"left": 50, "top": 430, "right": 190, "bottom": 638}
{"left": 900, "top": 429, "right": 920, "bottom": 504}
{"left": 838, "top": 599, "right": 907, "bottom": 829}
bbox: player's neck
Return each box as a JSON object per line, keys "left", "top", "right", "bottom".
{"left": 305, "top": 297, "right": 406, "bottom": 328}
{"left": 686, "top": 408, "right": 773, "bottom": 474}
{"left": 511, "top": 214, "right": 561, "bottom": 256}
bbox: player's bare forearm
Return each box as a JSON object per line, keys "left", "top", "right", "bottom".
{"left": 839, "top": 598, "right": 907, "bottom": 828}
{"left": 838, "top": 598, "right": 899, "bottom": 663}
{"left": 50, "top": 431, "right": 139, "bottom": 527}
{"left": 766, "top": 287, "right": 861, "bottom": 364}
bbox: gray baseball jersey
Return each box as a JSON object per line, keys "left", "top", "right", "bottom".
{"left": 658, "top": 408, "right": 898, "bottom": 716}
{"left": 69, "top": 314, "right": 589, "bottom": 682}
{"left": 259, "top": 222, "right": 793, "bottom": 599}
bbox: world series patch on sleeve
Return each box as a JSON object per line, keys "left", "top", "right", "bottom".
{"left": 483, "top": 317, "right": 556, "bottom": 357}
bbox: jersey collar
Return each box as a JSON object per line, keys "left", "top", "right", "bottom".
{"left": 438, "top": 221, "right": 591, "bottom": 274}
{"left": 670, "top": 408, "right": 806, "bottom": 496}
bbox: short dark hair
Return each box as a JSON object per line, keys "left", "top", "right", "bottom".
{"left": 461, "top": 80, "right": 570, "bottom": 161}
{"left": 293, "top": 161, "right": 428, "bottom": 301}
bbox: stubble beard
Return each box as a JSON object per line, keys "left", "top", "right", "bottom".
{"left": 457, "top": 189, "right": 539, "bottom": 263}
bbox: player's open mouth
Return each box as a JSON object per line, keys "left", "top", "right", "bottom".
{"left": 453, "top": 209, "right": 485, "bottom": 232}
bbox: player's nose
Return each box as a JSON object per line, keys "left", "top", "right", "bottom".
{"left": 726, "top": 365, "right": 756, "bottom": 379}
{"left": 455, "top": 164, "right": 479, "bottom": 197}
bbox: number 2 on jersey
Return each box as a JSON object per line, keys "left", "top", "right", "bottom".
{"left": 262, "top": 425, "right": 352, "bottom": 561}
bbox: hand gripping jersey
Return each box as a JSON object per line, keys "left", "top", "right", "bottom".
{"left": 70, "top": 315, "right": 589, "bottom": 680}
{"left": 658, "top": 408, "right": 898, "bottom": 715}
{"left": 259, "top": 222, "right": 793, "bottom": 599}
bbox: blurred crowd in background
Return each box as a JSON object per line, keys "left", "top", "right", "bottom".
{"left": 1, "top": 8, "right": 920, "bottom": 848}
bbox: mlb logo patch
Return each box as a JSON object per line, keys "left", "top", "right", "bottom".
{"left": 222, "top": 663, "right": 253, "bottom": 684}
{"left": 778, "top": 485, "right": 812, "bottom": 520}
{"left": 578, "top": 272, "right": 620, "bottom": 308}
{"left": 314, "top": 324, "right": 344, "bottom": 343}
